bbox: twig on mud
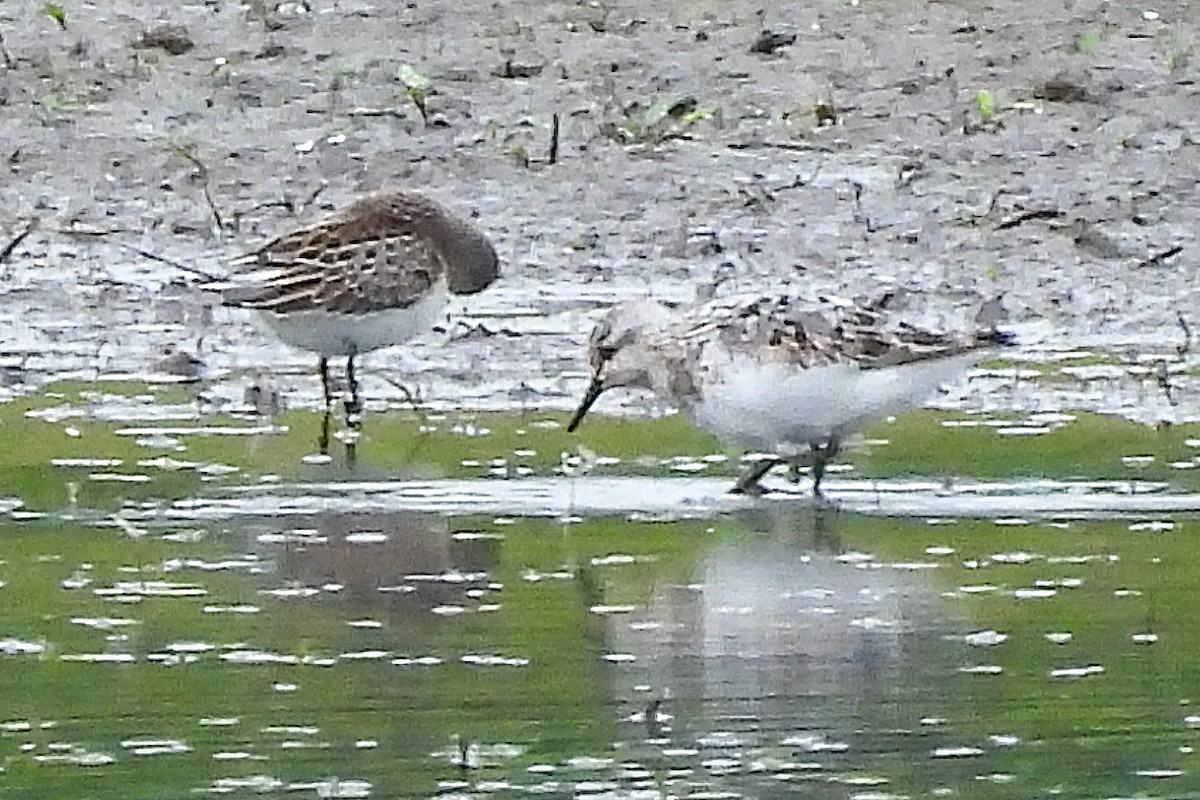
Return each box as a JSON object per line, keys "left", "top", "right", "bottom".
{"left": 121, "top": 245, "right": 223, "bottom": 283}
{"left": 1177, "top": 311, "right": 1192, "bottom": 358}
{"left": 377, "top": 374, "right": 431, "bottom": 434}
{"left": 198, "top": 177, "right": 227, "bottom": 235}
{"left": 0, "top": 219, "right": 37, "bottom": 265}
{"left": 172, "top": 145, "right": 227, "bottom": 235}
{"left": 54, "top": 224, "right": 223, "bottom": 282}
{"left": 727, "top": 140, "right": 835, "bottom": 153}
{"left": 255, "top": 183, "right": 327, "bottom": 217}
{"left": 1156, "top": 360, "right": 1178, "bottom": 407}
{"left": 549, "top": 112, "right": 560, "bottom": 165}
{"left": 54, "top": 225, "right": 135, "bottom": 237}
{"left": 1136, "top": 244, "right": 1183, "bottom": 269}
{"left": 1155, "top": 311, "right": 1192, "bottom": 407}
{"left": 995, "top": 208, "right": 1064, "bottom": 230}
{"left": 0, "top": 31, "right": 14, "bottom": 69}
{"left": 772, "top": 161, "right": 824, "bottom": 193}
{"left": 849, "top": 180, "right": 872, "bottom": 233}
{"left": 304, "top": 183, "right": 326, "bottom": 212}
{"left": 378, "top": 374, "right": 424, "bottom": 412}
{"left": 347, "top": 107, "right": 408, "bottom": 119}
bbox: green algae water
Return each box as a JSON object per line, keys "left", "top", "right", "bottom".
{"left": 1, "top": 383, "right": 1200, "bottom": 797}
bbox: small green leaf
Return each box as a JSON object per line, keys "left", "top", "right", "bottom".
{"left": 43, "top": 3, "right": 67, "bottom": 29}
{"left": 397, "top": 64, "right": 432, "bottom": 94}
{"left": 1073, "top": 29, "right": 1102, "bottom": 53}
{"left": 397, "top": 64, "right": 433, "bottom": 120}
{"left": 975, "top": 89, "right": 996, "bottom": 121}
{"left": 640, "top": 98, "right": 675, "bottom": 130}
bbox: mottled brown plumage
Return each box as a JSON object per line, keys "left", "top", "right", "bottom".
{"left": 219, "top": 190, "right": 499, "bottom": 421}
{"left": 223, "top": 191, "right": 498, "bottom": 315}
{"left": 676, "top": 291, "right": 1010, "bottom": 373}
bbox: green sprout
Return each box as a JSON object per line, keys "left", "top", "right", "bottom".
{"left": 508, "top": 143, "right": 529, "bottom": 168}
{"left": 397, "top": 64, "right": 433, "bottom": 123}
{"left": 679, "top": 106, "right": 715, "bottom": 125}
{"left": 812, "top": 101, "right": 838, "bottom": 126}
{"left": 37, "top": 93, "right": 83, "bottom": 114}
{"left": 1162, "top": 36, "right": 1192, "bottom": 72}
{"left": 616, "top": 96, "right": 715, "bottom": 144}
{"left": 975, "top": 90, "right": 996, "bottom": 121}
{"left": 1073, "top": 29, "right": 1103, "bottom": 53}
{"left": 43, "top": 3, "right": 67, "bottom": 29}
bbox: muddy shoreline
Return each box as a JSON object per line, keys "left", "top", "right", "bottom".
{"left": 1, "top": 0, "right": 1196, "bottom": 418}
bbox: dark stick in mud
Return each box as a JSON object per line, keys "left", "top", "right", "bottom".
{"left": 54, "top": 224, "right": 224, "bottom": 282}
{"left": 549, "top": 113, "right": 560, "bottom": 165}
{"left": 0, "top": 220, "right": 36, "bottom": 266}
{"left": 172, "top": 146, "right": 227, "bottom": 235}
{"left": 995, "top": 208, "right": 1065, "bottom": 230}
{"left": 0, "top": 31, "right": 13, "bottom": 69}
{"left": 1136, "top": 245, "right": 1183, "bottom": 269}
{"left": 121, "top": 245, "right": 222, "bottom": 282}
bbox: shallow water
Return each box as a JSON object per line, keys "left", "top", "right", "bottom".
{"left": 4, "top": 0, "right": 1200, "bottom": 794}
{"left": 4, "top": 494, "right": 1200, "bottom": 798}
{"left": 3, "top": 388, "right": 1200, "bottom": 798}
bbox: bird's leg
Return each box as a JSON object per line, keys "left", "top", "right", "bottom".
{"left": 317, "top": 356, "right": 333, "bottom": 455}
{"left": 345, "top": 353, "right": 361, "bottom": 421}
{"left": 342, "top": 353, "right": 362, "bottom": 471}
{"left": 318, "top": 405, "right": 331, "bottom": 455}
{"left": 318, "top": 356, "right": 332, "bottom": 409}
{"left": 729, "top": 457, "right": 782, "bottom": 496}
{"left": 809, "top": 437, "right": 842, "bottom": 498}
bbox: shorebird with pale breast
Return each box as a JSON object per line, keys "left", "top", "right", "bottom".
{"left": 220, "top": 190, "right": 499, "bottom": 414}
{"left": 567, "top": 291, "right": 1014, "bottom": 496}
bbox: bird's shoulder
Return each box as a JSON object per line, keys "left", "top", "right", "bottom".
{"left": 668, "top": 291, "right": 997, "bottom": 367}
{"left": 235, "top": 198, "right": 432, "bottom": 268}
{"left": 221, "top": 207, "right": 444, "bottom": 314}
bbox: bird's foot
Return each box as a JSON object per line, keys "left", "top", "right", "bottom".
{"left": 811, "top": 485, "right": 842, "bottom": 510}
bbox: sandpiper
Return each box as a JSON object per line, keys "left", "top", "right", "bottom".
{"left": 220, "top": 191, "right": 499, "bottom": 413}
{"left": 567, "top": 291, "right": 1014, "bottom": 496}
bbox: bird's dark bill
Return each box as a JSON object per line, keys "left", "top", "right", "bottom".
{"left": 566, "top": 377, "right": 606, "bottom": 433}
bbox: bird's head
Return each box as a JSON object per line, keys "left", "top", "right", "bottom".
{"left": 384, "top": 192, "right": 499, "bottom": 295}
{"left": 566, "top": 300, "right": 674, "bottom": 432}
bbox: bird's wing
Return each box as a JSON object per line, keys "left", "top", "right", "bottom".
{"left": 222, "top": 215, "right": 445, "bottom": 314}
{"left": 672, "top": 292, "right": 1009, "bottom": 369}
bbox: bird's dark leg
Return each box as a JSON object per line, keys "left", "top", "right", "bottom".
{"left": 729, "top": 457, "right": 782, "bottom": 496}
{"left": 809, "top": 437, "right": 842, "bottom": 498}
{"left": 342, "top": 353, "right": 362, "bottom": 471}
{"left": 317, "top": 356, "right": 333, "bottom": 455}
{"left": 318, "top": 406, "right": 331, "bottom": 455}
{"left": 318, "top": 356, "right": 332, "bottom": 409}
{"left": 345, "top": 353, "right": 361, "bottom": 419}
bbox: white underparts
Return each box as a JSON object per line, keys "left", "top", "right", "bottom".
{"left": 691, "top": 351, "right": 985, "bottom": 455}
{"left": 259, "top": 285, "right": 450, "bottom": 357}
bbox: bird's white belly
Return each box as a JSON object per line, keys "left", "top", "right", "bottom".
{"left": 260, "top": 288, "right": 449, "bottom": 357}
{"left": 691, "top": 352, "right": 984, "bottom": 454}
